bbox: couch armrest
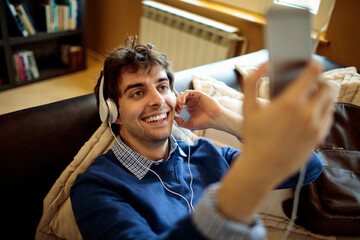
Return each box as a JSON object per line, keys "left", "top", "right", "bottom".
{"left": 174, "top": 50, "right": 344, "bottom": 94}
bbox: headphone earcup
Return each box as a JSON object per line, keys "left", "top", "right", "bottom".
{"left": 99, "top": 75, "right": 119, "bottom": 123}
{"left": 106, "top": 98, "right": 118, "bottom": 123}
{"left": 99, "top": 75, "right": 109, "bottom": 122}
{"left": 99, "top": 99, "right": 108, "bottom": 123}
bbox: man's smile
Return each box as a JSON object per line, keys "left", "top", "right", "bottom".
{"left": 143, "top": 112, "right": 168, "bottom": 123}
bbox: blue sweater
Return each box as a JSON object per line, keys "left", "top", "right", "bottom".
{"left": 70, "top": 138, "right": 323, "bottom": 240}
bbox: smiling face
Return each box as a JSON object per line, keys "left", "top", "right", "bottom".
{"left": 115, "top": 65, "right": 176, "bottom": 150}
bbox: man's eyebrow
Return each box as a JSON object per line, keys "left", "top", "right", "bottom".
{"left": 123, "top": 83, "right": 144, "bottom": 94}
{"left": 158, "top": 77, "right": 169, "bottom": 83}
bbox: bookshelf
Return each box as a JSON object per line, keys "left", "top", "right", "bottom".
{"left": 0, "top": 0, "right": 86, "bottom": 92}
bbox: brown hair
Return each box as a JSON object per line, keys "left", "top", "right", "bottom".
{"left": 94, "top": 36, "right": 174, "bottom": 110}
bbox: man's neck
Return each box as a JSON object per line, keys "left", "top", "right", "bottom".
{"left": 120, "top": 135, "right": 170, "bottom": 162}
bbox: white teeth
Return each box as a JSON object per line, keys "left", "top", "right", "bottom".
{"left": 145, "top": 113, "right": 167, "bottom": 123}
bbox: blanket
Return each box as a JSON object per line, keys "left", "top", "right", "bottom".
{"left": 235, "top": 64, "right": 360, "bottom": 106}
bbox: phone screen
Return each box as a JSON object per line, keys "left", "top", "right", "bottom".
{"left": 265, "top": 7, "right": 312, "bottom": 98}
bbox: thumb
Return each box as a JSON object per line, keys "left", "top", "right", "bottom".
{"left": 243, "top": 63, "right": 267, "bottom": 114}
{"left": 174, "top": 115, "right": 193, "bottom": 130}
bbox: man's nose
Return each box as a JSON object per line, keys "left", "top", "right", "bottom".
{"left": 147, "top": 87, "right": 164, "bottom": 106}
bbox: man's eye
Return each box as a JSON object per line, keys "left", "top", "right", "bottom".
{"left": 131, "top": 91, "right": 143, "bottom": 98}
{"left": 159, "top": 84, "right": 169, "bottom": 92}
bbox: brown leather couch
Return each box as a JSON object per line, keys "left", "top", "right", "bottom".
{"left": 0, "top": 50, "right": 344, "bottom": 239}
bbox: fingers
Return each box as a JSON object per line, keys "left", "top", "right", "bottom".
{"left": 307, "top": 81, "right": 335, "bottom": 144}
{"left": 319, "top": 100, "right": 335, "bottom": 143}
{"left": 175, "top": 91, "right": 189, "bottom": 114}
{"left": 243, "top": 63, "right": 267, "bottom": 113}
{"left": 282, "top": 60, "right": 323, "bottom": 104}
{"left": 175, "top": 90, "right": 204, "bottom": 114}
{"left": 310, "top": 82, "right": 333, "bottom": 116}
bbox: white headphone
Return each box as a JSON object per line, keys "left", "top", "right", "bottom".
{"left": 99, "top": 74, "right": 118, "bottom": 123}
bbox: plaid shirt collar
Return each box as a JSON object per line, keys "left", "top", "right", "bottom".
{"left": 112, "top": 134, "right": 187, "bottom": 180}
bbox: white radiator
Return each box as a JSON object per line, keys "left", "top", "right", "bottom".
{"left": 140, "top": 0, "right": 247, "bottom": 72}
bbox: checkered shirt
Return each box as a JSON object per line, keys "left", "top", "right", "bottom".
{"left": 112, "top": 134, "right": 184, "bottom": 180}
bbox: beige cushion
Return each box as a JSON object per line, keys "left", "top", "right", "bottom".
{"left": 192, "top": 75, "right": 269, "bottom": 151}
{"left": 234, "top": 64, "right": 271, "bottom": 100}
{"left": 36, "top": 123, "right": 114, "bottom": 240}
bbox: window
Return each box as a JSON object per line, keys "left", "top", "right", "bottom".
{"left": 210, "top": 0, "right": 262, "bottom": 13}
{"left": 210, "top": 0, "right": 335, "bottom": 31}
{"left": 275, "top": 0, "right": 321, "bottom": 13}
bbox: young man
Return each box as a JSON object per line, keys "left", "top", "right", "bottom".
{"left": 70, "top": 38, "right": 334, "bottom": 240}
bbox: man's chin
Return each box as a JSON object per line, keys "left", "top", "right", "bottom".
{"left": 149, "top": 132, "right": 172, "bottom": 143}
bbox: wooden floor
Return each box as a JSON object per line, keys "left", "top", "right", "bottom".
{"left": 0, "top": 53, "right": 103, "bottom": 115}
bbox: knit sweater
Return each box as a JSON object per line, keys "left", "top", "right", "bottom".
{"left": 70, "top": 138, "right": 323, "bottom": 240}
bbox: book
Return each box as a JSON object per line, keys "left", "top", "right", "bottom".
{"left": 56, "top": 0, "right": 77, "bottom": 30}
{"left": 17, "top": 53, "right": 26, "bottom": 81}
{"left": 20, "top": 51, "right": 32, "bottom": 80}
{"left": 57, "top": 4, "right": 70, "bottom": 31}
{"left": 63, "top": 4, "right": 69, "bottom": 30}
{"left": 51, "top": 0, "right": 59, "bottom": 32}
{"left": 76, "top": 0, "right": 81, "bottom": 29}
{"left": 33, "top": 0, "right": 78, "bottom": 33}
{"left": 12, "top": 54, "right": 20, "bottom": 82}
{"left": 58, "top": 4, "right": 63, "bottom": 31}
{"left": 69, "top": 0, "right": 78, "bottom": 30}
{"left": 15, "top": 4, "right": 37, "bottom": 35}
{"left": 12, "top": 50, "right": 40, "bottom": 81}
{"left": 27, "top": 51, "right": 40, "bottom": 79}
{"left": 5, "top": 0, "right": 28, "bottom": 37}
{"left": 60, "top": 44, "right": 71, "bottom": 65}
{"left": 33, "top": 0, "right": 60, "bottom": 33}
{"left": 60, "top": 44, "right": 83, "bottom": 69}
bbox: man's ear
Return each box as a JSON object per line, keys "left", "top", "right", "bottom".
{"left": 173, "top": 88, "right": 179, "bottom": 97}
{"left": 115, "top": 108, "right": 121, "bottom": 125}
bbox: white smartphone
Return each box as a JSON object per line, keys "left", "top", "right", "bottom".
{"left": 265, "top": 7, "right": 312, "bottom": 98}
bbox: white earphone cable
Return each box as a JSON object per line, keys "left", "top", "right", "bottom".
{"left": 282, "top": 165, "right": 306, "bottom": 240}
{"left": 187, "top": 146, "right": 195, "bottom": 211}
{"left": 284, "top": 2, "right": 335, "bottom": 235}
{"left": 108, "top": 123, "right": 195, "bottom": 213}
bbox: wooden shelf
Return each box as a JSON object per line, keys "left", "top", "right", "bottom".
{"left": 9, "top": 30, "right": 82, "bottom": 45}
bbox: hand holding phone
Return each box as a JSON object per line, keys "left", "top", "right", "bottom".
{"left": 265, "top": 6, "right": 312, "bottom": 98}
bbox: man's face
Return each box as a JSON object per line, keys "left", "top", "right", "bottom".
{"left": 116, "top": 65, "right": 176, "bottom": 147}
